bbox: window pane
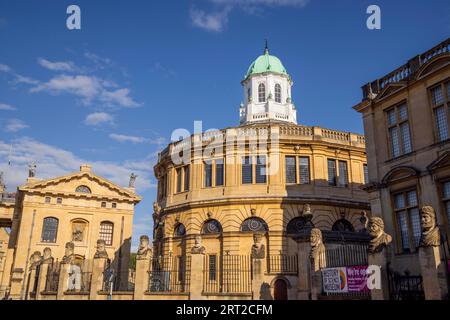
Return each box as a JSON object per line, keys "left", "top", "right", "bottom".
{"left": 394, "top": 194, "right": 405, "bottom": 209}
{"left": 209, "top": 255, "right": 217, "bottom": 281}
{"left": 447, "top": 82, "right": 450, "bottom": 101}
{"left": 410, "top": 208, "right": 421, "bottom": 248}
{"left": 242, "top": 156, "right": 253, "bottom": 184}
{"left": 432, "top": 86, "right": 444, "bottom": 105}
{"left": 285, "top": 156, "right": 296, "bottom": 184}
{"left": 363, "top": 164, "right": 369, "bottom": 184}
{"left": 184, "top": 166, "right": 190, "bottom": 191}
{"left": 443, "top": 181, "right": 450, "bottom": 199}
{"left": 397, "top": 211, "right": 410, "bottom": 251}
{"left": 435, "top": 106, "right": 449, "bottom": 141}
{"left": 215, "top": 159, "right": 224, "bottom": 186}
{"left": 398, "top": 104, "right": 408, "bottom": 121}
{"left": 41, "top": 217, "right": 58, "bottom": 243}
{"left": 400, "top": 123, "right": 412, "bottom": 154}
{"left": 387, "top": 110, "right": 396, "bottom": 126}
{"left": 258, "top": 84, "right": 266, "bottom": 103}
{"left": 204, "top": 162, "right": 212, "bottom": 187}
{"left": 338, "top": 161, "right": 349, "bottom": 187}
{"left": 407, "top": 190, "right": 418, "bottom": 207}
{"left": 299, "top": 157, "right": 310, "bottom": 185}
{"left": 176, "top": 168, "right": 182, "bottom": 193}
{"left": 256, "top": 156, "right": 267, "bottom": 184}
{"left": 328, "top": 159, "right": 336, "bottom": 186}
{"left": 275, "top": 84, "right": 281, "bottom": 103}
{"left": 446, "top": 202, "right": 450, "bottom": 226}
{"left": 390, "top": 127, "right": 400, "bottom": 158}
{"left": 99, "top": 222, "right": 114, "bottom": 246}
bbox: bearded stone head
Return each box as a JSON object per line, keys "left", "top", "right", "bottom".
{"left": 65, "top": 242, "right": 75, "bottom": 256}
{"left": 420, "top": 206, "right": 436, "bottom": 232}
{"left": 140, "top": 235, "right": 149, "bottom": 248}
{"left": 368, "top": 217, "right": 384, "bottom": 238}
{"left": 43, "top": 247, "right": 52, "bottom": 260}
{"left": 31, "top": 251, "right": 42, "bottom": 264}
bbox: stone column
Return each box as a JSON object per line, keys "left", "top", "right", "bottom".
{"left": 296, "top": 239, "right": 311, "bottom": 300}
{"left": 90, "top": 257, "right": 107, "bottom": 300}
{"left": 190, "top": 234, "right": 206, "bottom": 300}
{"left": 134, "top": 251, "right": 151, "bottom": 300}
{"left": 26, "top": 266, "right": 38, "bottom": 300}
{"left": 251, "top": 233, "right": 267, "bottom": 300}
{"left": 367, "top": 217, "right": 392, "bottom": 300}
{"left": 309, "top": 229, "right": 326, "bottom": 301}
{"left": 35, "top": 260, "right": 51, "bottom": 300}
{"left": 417, "top": 206, "right": 448, "bottom": 300}
{"left": 57, "top": 262, "right": 71, "bottom": 300}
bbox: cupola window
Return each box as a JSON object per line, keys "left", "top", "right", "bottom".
{"left": 275, "top": 84, "right": 281, "bottom": 103}
{"left": 258, "top": 83, "right": 266, "bottom": 103}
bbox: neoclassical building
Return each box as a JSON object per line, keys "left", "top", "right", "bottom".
{"left": 0, "top": 164, "right": 141, "bottom": 299}
{"left": 151, "top": 46, "right": 370, "bottom": 299}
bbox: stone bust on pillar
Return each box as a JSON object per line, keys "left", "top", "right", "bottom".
{"left": 191, "top": 234, "right": 206, "bottom": 255}
{"left": 94, "top": 239, "right": 109, "bottom": 259}
{"left": 251, "top": 233, "right": 265, "bottom": 259}
{"left": 419, "top": 206, "right": 440, "bottom": 247}
{"left": 42, "top": 247, "right": 54, "bottom": 264}
{"left": 30, "top": 251, "right": 42, "bottom": 270}
{"left": 62, "top": 242, "right": 75, "bottom": 264}
{"left": 310, "top": 228, "right": 326, "bottom": 269}
{"left": 368, "top": 217, "right": 392, "bottom": 254}
{"left": 137, "top": 235, "right": 152, "bottom": 260}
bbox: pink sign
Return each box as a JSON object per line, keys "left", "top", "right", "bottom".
{"left": 346, "top": 265, "right": 369, "bottom": 292}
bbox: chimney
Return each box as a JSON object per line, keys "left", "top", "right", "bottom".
{"left": 80, "top": 164, "right": 92, "bottom": 173}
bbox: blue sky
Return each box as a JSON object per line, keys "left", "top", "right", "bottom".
{"left": 0, "top": 0, "right": 449, "bottom": 250}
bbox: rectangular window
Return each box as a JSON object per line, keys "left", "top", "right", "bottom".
{"left": 328, "top": 159, "right": 337, "bottom": 186}
{"left": 338, "top": 161, "right": 349, "bottom": 187}
{"left": 363, "top": 164, "right": 369, "bottom": 184}
{"left": 386, "top": 103, "right": 412, "bottom": 158}
{"left": 176, "top": 168, "right": 182, "bottom": 193}
{"left": 285, "top": 156, "right": 297, "bottom": 184}
{"left": 242, "top": 156, "right": 253, "bottom": 184}
{"left": 184, "top": 165, "right": 190, "bottom": 191}
{"left": 112, "top": 203, "right": 117, "bottom": 209}
{"left": 393, "top": 190, "right": 421, "bottom": 253}
{"left": 299, "top": 157, "right": 310, "bottom": 185}
{"left": 209, "top": 255, "right": 217, "bottom": 281}
{"left": 57, "top": 198, "right": 62, "bottom": 204}
{"left": 101, "top": 202, "right": 106, "bottom": 208}
{"left": 45, "top": 197, "right": 51, "bottom": 204}
{"left": 442, "top": 181, "right": 450, "bottom": 227}
{"left": 204, "top": 161, "right": 213, "bottom": 188}
{"left": 215, "top": 159, "right": 224, "bottom": 187}
{"left": 255, "top": 156, "right": 267, "bottom": 184}
{"left": 430, "top": 82, "right": 450, "bottom": 142}
{"left": 99, "top": 222, "right": 114, "bottom": 246}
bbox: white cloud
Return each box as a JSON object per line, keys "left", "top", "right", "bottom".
{"left": 84, "top": 112, "right": 114, "bottom": 126}
{"left": 191, "top": 0, "right": 310, "bottom": 32}
{"left": 0, "top": 63, "right": 39, "bottom": 85}
{"left": 0, "top": 137, "right": 155, "bottom": 192}
{"left": 0, "top": 103, "right": 16, "bottom": 111}
{"left": 5, "top": 119, "right": 28, "bottom": 132}
{"left": 101, "top": 88, "right": 141, "bottom": 108}
{"left": 190, "top": 6, "right": 232, "bottom": 32}
{"left": 109, "top": 133, "right": 147, "bottom": 144}
{"left": 37, "top": 58, "right": 76, "bottom": 72}
{"left": 0, "top": 63, "right": 11, "bottom": 72}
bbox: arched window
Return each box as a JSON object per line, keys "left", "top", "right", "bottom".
{"left": 41, "top": 217, "right": 59, "bottom": 243}
{"left": 71, "top": 219, "right": 88, "bottom": 243}
{"left": 286, "top": 217, "right": 313, "bottom": 234}
{"left": 241, "top": 217, "right": 268, "bottom": 232}
{"left": 275, "top": 84, "right": 282, "bottom": 103}
{"left": 202, "top": 219, "right": 222, "bottom": 234}
{"left": 75, "top": 185, "right": 91, "bottom": 194}
{"left": 247, "top": 88, "right": 252, "bottom": 102}
{"left": 174, "top": 223, "right": 186, "bottom": 237}
{"left": 99, "top": 221, "right": 114, "bottom": 245}
{"left": 258, "top": 83, "right": 266, "bottom": 103}
{"left": 332, "top": 219, "right": 355, "bottom": 232}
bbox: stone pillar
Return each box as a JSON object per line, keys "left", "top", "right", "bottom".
{"left": 251, "top": 233, "right": 267, "bottom": 300}
{"left": 134, "top": 255, "right": 151, "bottom": 300}
{"left": 190, "top": 234, "right": 206, "bottom": 300}
{"left": 296, "top": 240, "right": 311, "bottom": 300}
{"left": 35, "top": 261, "right": 51, "bottom": 300}
{"left": 309, "top": 229, "right": 326, "bottom": 301}
{"left": 419, "top": 245, "right": 448, "bottom": 300}
{"left": 57, "top": 263, "right": 71, "bottom": 300}
{"left": 90, "top": 257, "right": 107, "bottom": 300}
{"left": 367, "top": 251, "right": 389, "bottom": 300}
{"left": 26, "top": 266, "right": 38, "bottom": 300}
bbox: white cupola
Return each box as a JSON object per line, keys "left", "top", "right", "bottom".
{"left": 239, "top": 43, "right": 297, "bottom": 125}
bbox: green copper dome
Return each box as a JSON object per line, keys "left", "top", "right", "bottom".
{"left": 245, "top": 48, "right": 288, "bottom": 79}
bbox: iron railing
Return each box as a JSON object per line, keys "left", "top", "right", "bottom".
{"left": 147, "top": 255, "right": 191, "bottom": 293}
{"left": 267, "top": 255, "right": 298, "bottom": 274}
{"left": 388, "top": 271, "right": 425, "bottom": 300}
{"left": 203, "top": 255, "right": 252, "bottom": 294}
{"left": 44, "top": 262, "right": 60, "bottom": 292}
{"left": 326, "top": 243, "right": 368, "bottom": 268}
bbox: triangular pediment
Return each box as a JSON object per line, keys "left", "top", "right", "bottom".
{"left": 427, "top": 151, "right": 450, "bottom": 173}
{"left": 382, "top": 166, "right": 419, "bottom": 185}
{"left": 375, "top": 82, "right": 407, "bottom": 101}
{"left": 19, "top": 172, "right": 140, "bottom": 202}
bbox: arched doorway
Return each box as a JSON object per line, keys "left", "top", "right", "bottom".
{"left": 274, "top": 279, "right": 288, "bottom": 300}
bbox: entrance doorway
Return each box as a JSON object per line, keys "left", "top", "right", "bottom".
{"left": 274, "top": 279, "right": 288, "bottom": 300}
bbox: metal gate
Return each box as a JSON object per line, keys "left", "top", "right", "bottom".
{"left": 388, "top": 270, "right": 425, "bottom": 300}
